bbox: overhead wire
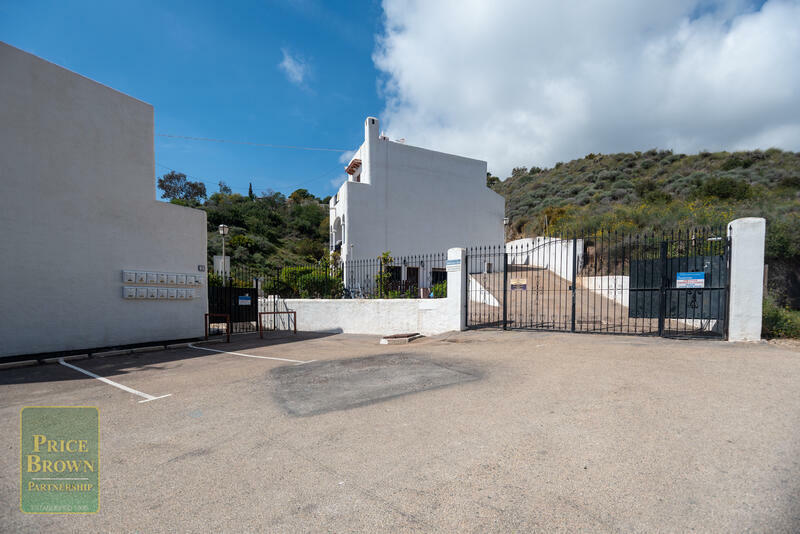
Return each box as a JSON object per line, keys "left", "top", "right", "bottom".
{"left": 155, "top": 159, "right": 347, "bottom": 196}
{"left": 156, "top": 133, "right": 351, "bottom": 153}
{"left": 155, "top": 130, "right": 354, "bottom": 193}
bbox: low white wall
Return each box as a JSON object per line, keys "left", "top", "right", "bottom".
{"left": 266, "top": 247, "right": 468, "bottom": 337}
{"left": 579, "top": 276, "right": 629, "bottom": 307}
{"left": 506, "top": 237, "right": 583, "bottom": 282}
{"left": 282, "top": 298, "right": 449, "bottom": 336}
{"left": 468, "top": 277, "right": 500, "bottom": 307}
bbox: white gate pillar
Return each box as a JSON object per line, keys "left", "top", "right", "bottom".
{"left": 446, "top": 248, "right": 467, "bottom": 332}
{"left": 726, "top": 217, "right": 766, "bottom": 342}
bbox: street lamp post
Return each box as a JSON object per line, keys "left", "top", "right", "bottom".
{"left": 218, "top": 224, "right": 229, "bottom": 286}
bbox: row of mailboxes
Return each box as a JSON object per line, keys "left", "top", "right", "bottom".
{"left": 123, "top": 287, "right": 197, "bottom": 300}
{"left": 122, "top": 270, "right": 202, "bottom": 286}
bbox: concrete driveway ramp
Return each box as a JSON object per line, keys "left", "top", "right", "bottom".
{"left": 380, "top": 332, "right": 423, "bottom": 344}
{"left": 270, "top": 353, "right": 480, "bottom": 416}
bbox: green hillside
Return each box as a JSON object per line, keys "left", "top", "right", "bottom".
{"left": 489, "top": 148, "right": 800, "bottom": 333}
{"left": 158, "top": 149, "right": 800, "bottom": 336}
{"left": 158, "top": 173, "right": 330, "bottom": 269}
{"left": 201, "top": 189, "right": 330, "bottom": 269}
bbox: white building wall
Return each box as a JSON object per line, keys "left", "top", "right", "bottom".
{"left": 0, "top": 42, "right": 207, "bottom": 357}
{"left": 330, "top": 118, "right": 504, "bottom": 264}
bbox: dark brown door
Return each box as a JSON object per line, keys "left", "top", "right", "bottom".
{"left": 406, "top": 266, "right": 419, "bottom": 288}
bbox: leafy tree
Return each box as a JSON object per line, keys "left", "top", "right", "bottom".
{"left": 289, "top": 188, "right": 315, "bottom": 203}
{"left": 218, "top": 181, "right": 232, "bottom": 194}
{"left": 294, "top": 238, "right": 326, "bottom": 260}
{"left": 157, "top": 171, "right": 207, "bottom": 203}
{"left": 375, "top": 251, "right": 394, "bottom": 297}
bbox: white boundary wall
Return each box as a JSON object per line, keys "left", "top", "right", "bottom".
{"left": 271, "top": 248, "right": 467, "bottom": 336}
{"left": 727, "top": 217, "right": 766, "bottom": 342}
{"left": 284, "top": 298, "right": 449, "bottom": 336}
{"left": 269, "top": 219, "right": 767, "bottom": 341}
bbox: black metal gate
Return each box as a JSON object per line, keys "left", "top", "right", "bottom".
{"left": 208, "top": 265, "right": 260, "bottom": 334}
{"left": 466, "top": 228, "right": 730, "bottom": 339}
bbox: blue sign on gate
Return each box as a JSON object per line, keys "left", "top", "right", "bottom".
{"left": 676, "top": 272, "right": 705, "bottom": 289}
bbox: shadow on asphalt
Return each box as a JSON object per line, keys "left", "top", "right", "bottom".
{"left": 270, "top": 352, "right": 484, "bottom": 417}
{"left": 0, "top": 331, "right": 338, "bottom": 386}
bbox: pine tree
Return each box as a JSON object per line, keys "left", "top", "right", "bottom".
{"left": 248, "top": 182, "right": 255, "bottom": 200}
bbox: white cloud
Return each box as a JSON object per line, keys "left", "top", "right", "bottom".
{"left": 338, "top": 149, "right": 356, "bottom": 164}
{"left": 330, "top": 174, "right": 348, "bottom": 189}
{"left": 278, "top": 48, "right": 309, "bottom": 86}
{"left": 374, "top": 0, "right": 800, "bottom": 177}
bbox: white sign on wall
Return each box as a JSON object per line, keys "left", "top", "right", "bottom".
{"left": 446, "top": 259, "right": 461, "bottom": 272}
{"left": 213, "top": 255, "right": 230, "bottom": 276}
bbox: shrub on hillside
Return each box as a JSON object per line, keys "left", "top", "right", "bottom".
{"left": 721, "top": 156, "right": 754, "bottom": 170}
{"left": 640, "top": 159, "right": 656, "bottom": 169}
{"left": 697, "top": 176, "right": 751, "bottom": 200}
{"left": 763, "top": 297, "right": 800, "bottom": 338}
{"left": 598, "top": 170, "right": 620, "bottom": 182}
{"left": 778, "top": 174, "right": 800, "bottom": 188}
{"left": 634, "top": 178, "right": 657, "bottom": 198}
{"left": 611, "top": 189, "right": 629, "bottom": 200}
{"left": 511, "top": 167, "right": 528, "bottom": 178}
{"left": 766, "top": 217, "right": 800, "bottom": 260}
{"left": 644, "top": 190, "right": 673, "bottom": 203}
{"left": 615, "top": 179, "right": 635, "bottom": 190}
{"left": 229, "top": 234, "right": 257, "bottom": 251}
{"left": 574, "top": 192, "right": 591, "bottom": 205}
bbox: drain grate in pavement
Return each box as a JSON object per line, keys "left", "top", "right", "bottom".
{"left": 270, "top": 352, "right": 481, "bottom": 416}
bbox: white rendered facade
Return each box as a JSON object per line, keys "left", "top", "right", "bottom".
{"left": 329, "top": 117, "right": 504, "bottom": 265}
{"left": 0, "top": 42, "right": 207, "bottom": 357}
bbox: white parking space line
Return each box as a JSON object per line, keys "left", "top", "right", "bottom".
{"left": 58, "top": 358, "right": 172, "bottom": 403}
{"left": 187, "top": 343, "right": 310, "bottom": 364}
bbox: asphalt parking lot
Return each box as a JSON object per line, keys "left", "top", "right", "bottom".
{"left": 2, "top": 330, "right": 799, "bottom": 532}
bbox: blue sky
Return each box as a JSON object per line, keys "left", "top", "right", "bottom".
{"left": 3, "top": 1, "right": 798, "bottom": 195}
{"left": 0, "top": 0, "right": 384, "bottom": 198}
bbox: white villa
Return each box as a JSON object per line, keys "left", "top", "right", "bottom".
{"left": 330, "top": 117, "right": 504, "bottom": 269}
